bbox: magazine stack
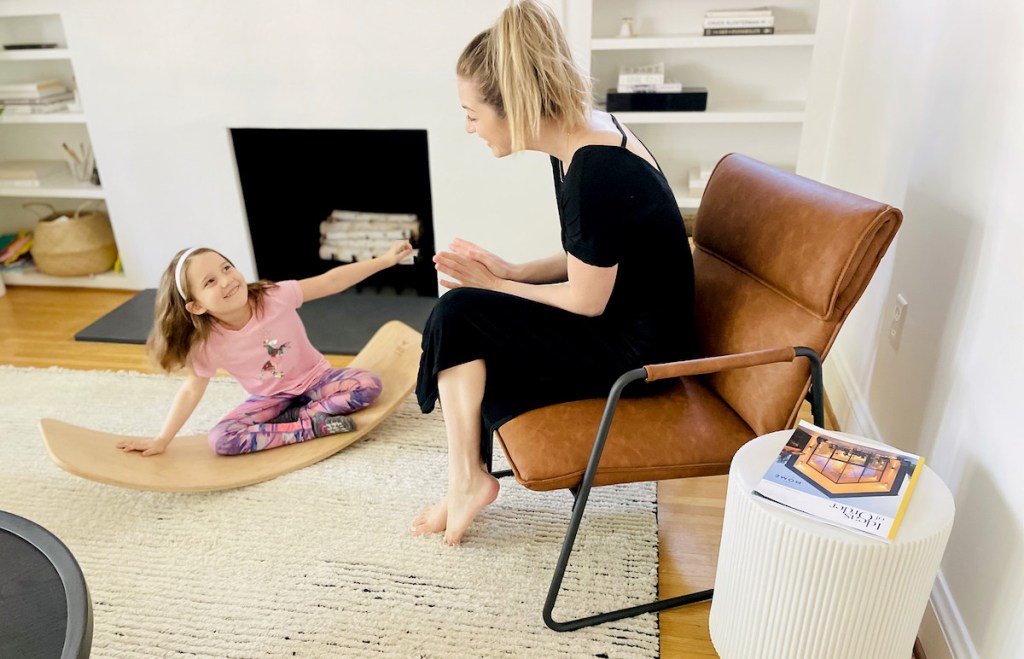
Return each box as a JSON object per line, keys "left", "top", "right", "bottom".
{"left": 0, "top": 79, "right": 73, "bottom": 115}
{"left": 752, "top": 420, "right": 925, "bottom": 541}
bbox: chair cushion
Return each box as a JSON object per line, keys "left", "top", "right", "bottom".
{"left": 495, "top": 377, "right": 757, "bottom": 491}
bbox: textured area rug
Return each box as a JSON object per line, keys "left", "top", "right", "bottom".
{"left": 0, "top": 366, "right": 660, "bottom": 658}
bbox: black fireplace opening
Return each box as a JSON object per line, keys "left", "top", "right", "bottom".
{"left": 231, "top": 128, "right": 436, "bottom": 296}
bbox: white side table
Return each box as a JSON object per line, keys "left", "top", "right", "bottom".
{"left": 709, "top": 430, "right": 954, "bottom": 659}
{"left": 0, "top": 272, "right": 6, "bottom": 297}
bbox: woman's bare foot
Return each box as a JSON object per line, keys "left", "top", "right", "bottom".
{"left": 444, "top": 472, "right": 500, "bottom": 546}
{"left": 410, "top": 498, "right": 448, "bottom": 536}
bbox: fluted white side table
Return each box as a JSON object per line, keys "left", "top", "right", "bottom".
{"left": 709, "top": 430, "right": 954, "bottom": 659}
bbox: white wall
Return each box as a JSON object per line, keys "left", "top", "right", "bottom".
{"left": 2, "top": 0, "right": 565, "bottom": 288}
{"left": 817, "top": 1, "right": 1024, "bottom": 656}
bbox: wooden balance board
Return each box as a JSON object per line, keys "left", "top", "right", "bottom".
{"left": 40, "top": 320, "right": 423, "bottom": 493}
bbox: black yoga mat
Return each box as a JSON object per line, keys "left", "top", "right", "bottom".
{"left": 75, "top": 289, "right": 436, "bottom": 356}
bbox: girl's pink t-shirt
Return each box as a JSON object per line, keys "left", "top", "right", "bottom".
{"left": 190, "top": 280, "right": 331, "bottom": 397}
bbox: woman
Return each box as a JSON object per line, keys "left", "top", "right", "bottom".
{"left": 413, "top": 0, "right": 695, "bottom": 545}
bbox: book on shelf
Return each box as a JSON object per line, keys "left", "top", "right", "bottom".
{"left": 616, "top": 82, "right": 684, "bottom": 93}
{"left": 0, "top": 85, "right": 70, "bottom": 101}
{"left": 0, "top": 91, "right": 75, "bottom": 105}
{"left": 703, "top": 16, "right": 775, "bottom": 28}
{"left": 752, "top": 420, "right": 925, "bottom": 541}
{"left": 0, "top": 159, "right": 69, "bottom": 186}
{"left": 0, "top": 79, "right": 64, "bottom": 93}
{"left": 705, "top": 7, "right": 774, "bottom": 18}
{"left": 704, "top": 27, "right": 775, "bottom": 36}
{"left": 0, "top": 101, "right": 69, "bottom": 114}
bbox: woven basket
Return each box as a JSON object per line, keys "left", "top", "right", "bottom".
{"left": 28, "top": 201, "right": 118, "bottom": 277}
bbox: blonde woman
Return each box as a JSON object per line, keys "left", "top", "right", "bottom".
{"left": 413, "top": 0, "right": 696, "bottom": 545}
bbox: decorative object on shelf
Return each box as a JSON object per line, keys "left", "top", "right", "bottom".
{"left": 26, "top": 200, "right": 117, "bottom": 276}
{"left": 617, "top": 17, "right": 635, "bottom": 38}
{"left": 688, "top": 163, "right": 714, "bottom": 196}
{"left": 703, "top": 7, "right": 775, "bottom": 36}
{"left": 61, "top": 142, "right": 96, "bottom": 183}
{"left": 606, "top": 87, "right": 707, "bottom": 112}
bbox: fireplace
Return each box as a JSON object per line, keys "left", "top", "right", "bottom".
{"left": 231, "top": 128, "right": 436, "bottom": 296}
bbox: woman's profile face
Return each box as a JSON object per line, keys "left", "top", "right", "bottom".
{"left": 458, "top": 77, "right": 511, "bottom": 158}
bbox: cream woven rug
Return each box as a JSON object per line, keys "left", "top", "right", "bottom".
{"left": 0, "top": 366, "right": 660, "bottom": 658}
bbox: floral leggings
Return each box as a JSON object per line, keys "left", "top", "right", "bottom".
{"left": 208, "top": 367, "right": 382, "bottom": 455}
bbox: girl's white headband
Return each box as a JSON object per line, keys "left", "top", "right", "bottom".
{"left": 174, "top": 247, "right": 201, "bottom": 300}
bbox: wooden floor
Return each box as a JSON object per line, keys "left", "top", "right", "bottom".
{"left": 0, "top": 285, "right": 831, "bottom": 658}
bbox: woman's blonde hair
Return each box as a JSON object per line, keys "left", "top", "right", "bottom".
{"left": 147, "top": 247, "right": 275, "bottom": 372}
{"left": 457, "top": 0, "right": 591, "bottom": 151}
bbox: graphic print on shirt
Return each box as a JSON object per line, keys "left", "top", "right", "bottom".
{"left": 260, "top": 337, "right": 290, "bottom": 379}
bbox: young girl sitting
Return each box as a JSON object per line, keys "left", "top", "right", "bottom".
{"left": 116, "top": 240, "right": 413, "bottom": 457}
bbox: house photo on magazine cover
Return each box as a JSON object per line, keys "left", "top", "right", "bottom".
{"left": 753, "top": 421, "right": 924, "bottom": 540}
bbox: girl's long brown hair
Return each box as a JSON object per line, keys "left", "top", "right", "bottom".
{"left": 457, "top": 0, "right": 591, "bottom": 152}
{"left": 147, "top": 247, "right": 276, "bottom": 372}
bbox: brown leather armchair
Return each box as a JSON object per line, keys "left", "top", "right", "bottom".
{"left": 488, "top": 153, "right": 903, "bottom": 631}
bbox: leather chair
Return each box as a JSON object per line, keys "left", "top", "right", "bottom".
{"left": 487, "top": 153, "right": 903, "bottom": 631}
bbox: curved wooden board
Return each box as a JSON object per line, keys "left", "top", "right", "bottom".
{"left": 40, "top": 320, "right": 423, "bottom": 492}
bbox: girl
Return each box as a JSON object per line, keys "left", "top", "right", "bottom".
{"left": 117, "top": 240, "right": 413, "bottom": 456}
{"left": 411, "top": 0, "right": 695, "bottom": 545}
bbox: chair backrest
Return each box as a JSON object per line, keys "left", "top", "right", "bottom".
{"left": 692, "top": 154, "right": 902, "bottom": 435}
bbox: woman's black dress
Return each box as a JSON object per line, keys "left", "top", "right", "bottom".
{"left": 416, "top": 120, "right": 695, "bottom": 441}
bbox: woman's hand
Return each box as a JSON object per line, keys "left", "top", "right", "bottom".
{"left": 381, "top": 240, "right": 414, "bottom": 266}
{"left": 433, "top": 249, "right": 504, "bottom": 291}
{"left": 447, "top": 239, "right": 517, "bottom": 281}
{"left": 116, "top": 436, "right": 170, "bottom": 457}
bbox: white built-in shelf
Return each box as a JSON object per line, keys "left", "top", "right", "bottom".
{"left": 592, "top": 33, "right": 816, "bottom": 50}
{"left": 0, "top": 172, "right": 103, "bottom": 199}
{"left": 1, "top": 265, "right": 127, "bottom": 289}
{"left": 0, "top": 47, "right": 70, "bottom": 61}
{"left": 612, "top": 100, "right": 805, "bottom": 124}
{"left": 0, "top": 112, "right": 85, "bottom": 124}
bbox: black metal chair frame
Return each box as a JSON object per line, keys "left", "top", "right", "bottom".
{"left": 485, "top": 346, "right": 824, "bottom": 632}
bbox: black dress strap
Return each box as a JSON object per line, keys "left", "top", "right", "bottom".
{"left": 610, "top": 113, "right": 664, "bottom": 173}
{"left": 610, "top": 114, "right": 628, "bottom": 147}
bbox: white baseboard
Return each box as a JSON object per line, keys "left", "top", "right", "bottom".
{"left": 825, "top": 353, "right": 978, "bottom": 659}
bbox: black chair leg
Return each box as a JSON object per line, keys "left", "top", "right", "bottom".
{"left": 481, "top": 415, "right": 512, "bottom": 479}
{"left": 543, "top": 368, "right": 713, "bottom": 632}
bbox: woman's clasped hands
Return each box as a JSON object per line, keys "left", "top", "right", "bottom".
{"left": 433, "top": 238, "right": 514, "bottom": 291}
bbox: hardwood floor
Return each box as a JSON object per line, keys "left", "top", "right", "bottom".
{"left": 0, "top": 285, "right": 830, "bottom": 658}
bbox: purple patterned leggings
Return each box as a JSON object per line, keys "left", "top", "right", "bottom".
{"left": 208, "top": 367, "right": 382, "bottom": 455}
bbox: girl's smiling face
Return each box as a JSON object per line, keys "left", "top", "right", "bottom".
{"left": 458, "top": 77, "right": 512, "bottom": 158}
{"left": 183, "top": 250, "right": 250, "bottom": 322}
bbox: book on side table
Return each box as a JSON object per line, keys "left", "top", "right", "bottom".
{"left": 752, "top": 420, "right": 925, "bottom": 541}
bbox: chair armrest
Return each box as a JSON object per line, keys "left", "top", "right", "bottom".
{"left": 644, "top": 347, "right": 797, "bottom": 382}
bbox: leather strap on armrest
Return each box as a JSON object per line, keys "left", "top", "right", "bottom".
{"left": 644, "top": 347, "right": 797, "bottom": 382}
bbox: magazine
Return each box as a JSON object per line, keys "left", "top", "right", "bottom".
{"left": 752, "top": 420, "right": 925, "bottom": 541}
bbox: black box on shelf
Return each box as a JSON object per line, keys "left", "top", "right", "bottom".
{"left": 605, "top": 88, "right": 708, "bottom": 112}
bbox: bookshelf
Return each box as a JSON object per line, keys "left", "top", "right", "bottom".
{"left": 566, "top": 0, "right": 842, "bottom": 213}
{"left": 0, "top": 12, "right": 125, "bottom": 290}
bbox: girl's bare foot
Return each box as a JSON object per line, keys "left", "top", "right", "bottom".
{"left": 444, "top": 473, "right": 500, "bottom": 546}
{"left": 410, "top": 498, "right": 448, "bottom": 536}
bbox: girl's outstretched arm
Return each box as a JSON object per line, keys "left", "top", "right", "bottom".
{"left": 299, "top": 240, "right": 413, "bottom": 302}
{"left": 116, "top": 368, "right": 210, "bottom": 456}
